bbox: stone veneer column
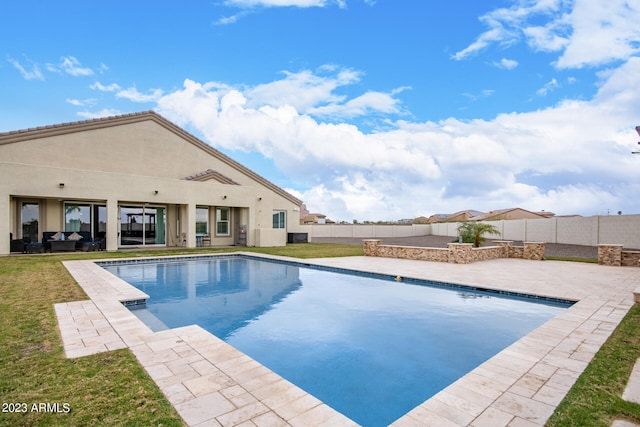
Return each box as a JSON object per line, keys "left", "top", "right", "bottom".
{"left": 523, "top": 242, "right": 545, "bottom": 260}
{"left": 363, "top": 239, "right": 381, "bottom": 257}
{"left": 447, "top": 243, "right": 473, "bottom": 264}
{"left": 493, "top": 241, "right": 513, "bottom": 258}
{"left": 598, "top": 244, "right": 623, "bottom": 266}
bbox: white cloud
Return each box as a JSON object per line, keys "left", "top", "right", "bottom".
{"left": 91, "top": 81, "right": 121, "bottom": 92}
{"left": 224, "top": 0, "right": 344, "bottom": 8}
{"left": 60, "top": 56, "right": 94, "bottom": 76}
{"left": 452, "top": 28, "right": 508, "bottom": 61}
{"left": 152, "top": 57, "right": 640, "bottom": 220}
{"left": 523, "top": 23, "right": 569, "bottom": 52}
{"left": 215, "top": 13, "right": 246, "bottom": 25}
{"left": 536, "top": 78, "right": 560, "bottom": 96}
{"left": 66, "top": 98, "right": 97, "bottom": 107}
{"left": 493, "top": 58, "right": 519, "bottom": 69}
{"left": 454, "top": 0, "right": 640, "bottom": 69}
{"left": 556, "top": 0, "right": 640, "bottom": 68}
{"left": 308, "top": 90, "right": 405, "bottom": 118}
{"left": 216, "top": 0, "right": 348, "bottom": 23}
{"left": 7, "top": 57, "right": 44, "bottom": 80}
{"left": 246, "top": 67, "right": 361, "bottom": 113}
{"left": 116, "top": 86, "right": 164, "bottom": 103}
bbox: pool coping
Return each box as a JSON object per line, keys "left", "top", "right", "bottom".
{"left": 57, "top": 253, "right": 639, "bottom": 426}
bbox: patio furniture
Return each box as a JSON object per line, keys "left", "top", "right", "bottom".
{"left": 9, "top": 233, "right": 25, "bottom": 253}
{"left": 42, "top": 231, "right": 97, "bottom": 252}
{"left": 25, "top": 243, "right": 44, "bottom": 254}
{"left": 49, "top": 239, "right": 76, "bottom": 252}
{"left": 93, "top": 232, "right": 106, "bottom": 250}
{"left": 201, "top": 234, "right": 211, "bottom": 247}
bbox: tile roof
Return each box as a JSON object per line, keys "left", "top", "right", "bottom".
{"left": 184, "top": 169, "right": 240, "bottom": 185}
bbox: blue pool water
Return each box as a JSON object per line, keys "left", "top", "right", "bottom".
{"left": 101, "top": 255, "right": 571, "bottom": 426}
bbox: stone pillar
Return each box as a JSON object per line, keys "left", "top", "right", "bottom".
{"left": 363, "top": 239, "right": 381, "bottom": 257}
{"left": 598, "top": 244, "right": 623, "bottom": 266}
{"left": 493, "top": 241, "right": 513, "bottom": 258}
{"left": 523, "top": 242, "right": 545, "bottom": 260}
{"left": 448, "top": 243, "right": 473, "bottom": 264}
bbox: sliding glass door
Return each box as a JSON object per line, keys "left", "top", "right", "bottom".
{"left": 119, "top": 205, "right": 165, "bottom": 247}
{"left": 64, "top": 203, "right": 107, "bottom": 238}
{"left": 21, "top": 202, "right": 39, "bottom": 243}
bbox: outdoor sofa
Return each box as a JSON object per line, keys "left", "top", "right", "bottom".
{"left": 42, "top": 231, "right": 104, "bottom": 252}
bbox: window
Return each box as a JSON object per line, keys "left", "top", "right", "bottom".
{"left": 21, "top": 202, "right": 39, "bottom": 243}
{"left": 65, "top": 203, "right": 91, "bottom": 232}
{"left": 95, "top": 205, "right": 107, "bottom": 235}
{"left": 272, "top": 211, "right": 286, "bottom": 229}
{"left": 65, "top": 203, "right": 107, "bottom": 238}
{"left": 196, "top": 207, "right": 209, "bottom": 235}
{"left": 216, "top": 207, "right": 230, "bottom": 236}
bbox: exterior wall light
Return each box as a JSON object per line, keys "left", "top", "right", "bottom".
{"left": 223, "top": 195, "right": 227, "bottom": 199}
{"left": 154, "top": 190, "right": 159, "bottom": 195}
{"left": 58, "top": 183, "right": 65, "bottom": 188}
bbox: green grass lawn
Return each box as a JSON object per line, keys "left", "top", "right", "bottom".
{"left": 0, "top": 244, "right": 637, "bottom": 426}
{"left": 547, "top": 302, "right": 640, "bottom": 426}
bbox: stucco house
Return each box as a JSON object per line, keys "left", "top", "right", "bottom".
{"left": 470, "top": 208, "right": 549, "bottom": 222}
{"left": 1, "top": 111, "right": 306, "bottom": 255}
{"left": 427, "top": 210, "right": 484, "bottom": 223}
{"left": 427, "top": 208, "right": 555, "bottom": 224}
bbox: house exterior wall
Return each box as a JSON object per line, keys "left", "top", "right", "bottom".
{"left": 1, "top": 113, "right": 303, "bottom": 254}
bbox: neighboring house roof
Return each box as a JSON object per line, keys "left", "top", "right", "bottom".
{"left": 299, "top": 203, "right": 311, "bottom": 218}
{"left": 428, "top": 210, "right": 484, "bottom": 223}
{"left": 0, "top": 111, "right": 302, "bottom": 206}
{"left": 428, "top": 208, "right": 555, "bottom": 223}
{"left": 534, "top": 211, "right": 556, "bottom": 218}
{"left": 471, "top": 208, "right": 547, "bottom": 221}
{"left": 300, "top": 213, "right": 335, "bottom": 224}
{"left": 427, "top": 214, "right": 450, "bottom": 223}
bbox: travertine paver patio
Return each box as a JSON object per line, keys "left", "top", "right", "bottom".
{"left": 57, "top": 254, "right": 640, "bottom": 426}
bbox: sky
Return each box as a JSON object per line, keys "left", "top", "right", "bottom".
{"left": 2, "top": 0, "right": 640, "bottom": 222}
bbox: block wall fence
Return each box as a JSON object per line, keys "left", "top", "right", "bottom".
{"left": 305, "top": 214, "right": 640, "bottom": 249}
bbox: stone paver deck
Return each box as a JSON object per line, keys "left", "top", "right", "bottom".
{"left": 57, "top": 253, "right": 639, "bottom": 426}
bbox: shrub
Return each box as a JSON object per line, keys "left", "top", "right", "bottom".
{"left": 457, "top": 222, "right": 500, "bottom": 247}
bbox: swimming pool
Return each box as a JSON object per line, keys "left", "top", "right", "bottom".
{"left": 101, "top": 255, "right": 572, "bottom": 426}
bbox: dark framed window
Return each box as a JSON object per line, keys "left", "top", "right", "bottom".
{"left": 216, "top": 207, "right": 230, "bottom": 236}
{"left": 272, "top": 211, "right": 285, "bottom": 229}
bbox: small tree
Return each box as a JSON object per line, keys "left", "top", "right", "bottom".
{"left": 457, "top": 222, "right": 500, "bottom": 247}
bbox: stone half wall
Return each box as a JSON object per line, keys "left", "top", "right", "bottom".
{"left": 598, "top": 244, "right": 640, "bottom": 267}
{"left": 363, "top": 240, "right": 545, "bottom": 264}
